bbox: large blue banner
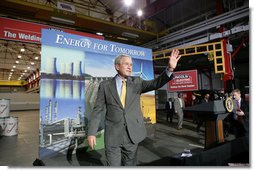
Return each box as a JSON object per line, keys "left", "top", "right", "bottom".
{"left": 39, "top": 29, "right": 155, "bottom": 160}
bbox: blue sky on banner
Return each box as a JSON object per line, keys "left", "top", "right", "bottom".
{"left": 41, "top": 29, "right": 152, "bottom": 60}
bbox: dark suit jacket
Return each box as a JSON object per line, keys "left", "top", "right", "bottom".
{"left": 88, "top": 70, "right": 173, "bottom": 147}
{"left": 230, "top": 98, "right": 249, "bottom": 137}
{"left": 237, "top": 99, "right": 249, "bottom": 127}
{"left": 165, "top": 100, "right": 174, "bottom": 112}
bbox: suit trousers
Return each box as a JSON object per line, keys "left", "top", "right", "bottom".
{"left": 232, "top": 119, "right": 248, "bottom": 138}
{"left": 176, "top": 110, "right": 183, "bottom": 129}
{"left": 166, "top": 109, "right": 174, "bottom": 123}
{"left": 105, "top": 126, "right": 138, "bottom": 166}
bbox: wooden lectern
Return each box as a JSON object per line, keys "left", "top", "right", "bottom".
{"left": 184, "top": 99, "right": 236, "bottom": 150}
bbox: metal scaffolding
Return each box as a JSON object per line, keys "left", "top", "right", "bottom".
{"left": 153, "top": 41, "right": 226, "bottom": 74}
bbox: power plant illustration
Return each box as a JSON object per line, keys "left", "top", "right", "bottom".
{"left": 40, "top": 55, "right": 154, "bottom": 158}
{"left": 41, "top": 57, "right": 86, "bottom": 80}
{"left": 38, "top": 29, "right": 155, "bottom": 160}
{"left": 40, "top": 57, "right": 107, "bottom": 158}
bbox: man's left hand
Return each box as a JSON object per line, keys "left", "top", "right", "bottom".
{"left": 237, "top": 110, "right": 245, "bottom": 116}
{"left": 168, "top": 49, "right": 181, "bottom": 71}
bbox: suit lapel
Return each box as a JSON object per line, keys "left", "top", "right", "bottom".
{"left": 108, "top": 77, "right": 123, "bottom": 107}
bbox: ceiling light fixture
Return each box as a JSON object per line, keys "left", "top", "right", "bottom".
{"left": 96, "top": 32, "right": 103, "bottom": 36}
{"left": 124, "top": 0, "right": 133, "bottom": 7}
{"left": 116, "top": 36, "right": 129, "bottom": 41}
{"left": 20, "top": 48, "right": 25, "bottom": 52}
{"left": 51, "top": 16, "right": 75, "bottom": 25}
{"left": 122, "top": 32, "right": 139, "bottom": 39}
{"left": 137, "top": 9, "right": 143, "bottom": 17}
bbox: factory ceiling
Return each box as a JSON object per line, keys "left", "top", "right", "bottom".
{"left": 0, "top": 0, "right": 249, "bottom": 82}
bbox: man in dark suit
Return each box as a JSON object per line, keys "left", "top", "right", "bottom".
{"left": 165, "top": 98, "right": 174, "bottom": 123}
{"left": 87, "top": 49, "right": 181, "bottom": 166}
{"left": 231, "top": 89, "right": 249, "bottom": 138}
{"left": 196, "top": 92, "right": 210, "bottom": 132}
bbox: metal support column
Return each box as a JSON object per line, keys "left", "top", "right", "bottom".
{"left": 222, "top": 39, "right": 234, "bottom": 92}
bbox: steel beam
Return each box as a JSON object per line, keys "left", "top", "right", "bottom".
{"left": 143, "top": 6, "right": 249, "bottom": 49}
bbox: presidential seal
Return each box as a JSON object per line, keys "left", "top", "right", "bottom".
{"left": 225, "top": 97, "right": 234, "bottom": 112}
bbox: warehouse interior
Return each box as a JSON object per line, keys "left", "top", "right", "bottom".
{"left": 0, "top": 0, "right": 250, "bottom": 167}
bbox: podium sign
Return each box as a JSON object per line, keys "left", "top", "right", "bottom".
{"left": 184, "top": 99, "right": 237, "bottom": 150}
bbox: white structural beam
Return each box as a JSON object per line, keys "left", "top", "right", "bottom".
{"left": 143, "top": 6, "right": 249, "bottom": 49}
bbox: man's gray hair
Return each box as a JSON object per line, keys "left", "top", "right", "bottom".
{"left": 114, "top": 54, "right": 132, "bottom": 65}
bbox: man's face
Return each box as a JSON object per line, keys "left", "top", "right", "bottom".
{"left": 233, "top": 92, "right": 241, "bottom": 100}
{"left": 115, "top": 57, "right": 132, "bottom": 78}
{"left": 205, "top": 94, "right": 210, "bottom": 99}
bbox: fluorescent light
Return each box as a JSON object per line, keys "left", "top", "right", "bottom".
{"left": 51, "top": 16, "right": 75, "bottom": 25}
{"left": 122, "top": 32, "right": 139, "bottom": 39}
{"left": 116, "top": 37, "right": 129, "bottom": 41}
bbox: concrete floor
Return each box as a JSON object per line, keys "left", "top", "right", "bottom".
{"left": 0, "top": 110, "right": 236, "bottom": 166}
{"left": 0, "top": 110, "right": 39, "bottom": 166}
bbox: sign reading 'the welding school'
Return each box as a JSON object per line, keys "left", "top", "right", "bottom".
{"left": 168, "top": 70, "right": 198, "bottom": 92}
{"left": 0, "top": 17, "right": 103, "bottom": 43}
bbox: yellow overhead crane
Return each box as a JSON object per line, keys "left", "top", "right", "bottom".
{"left": 152, "top": 40, "right": 226, "bottom": 74}
{"left": 0, "top": 80, "right": 27, "bottom": 86}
